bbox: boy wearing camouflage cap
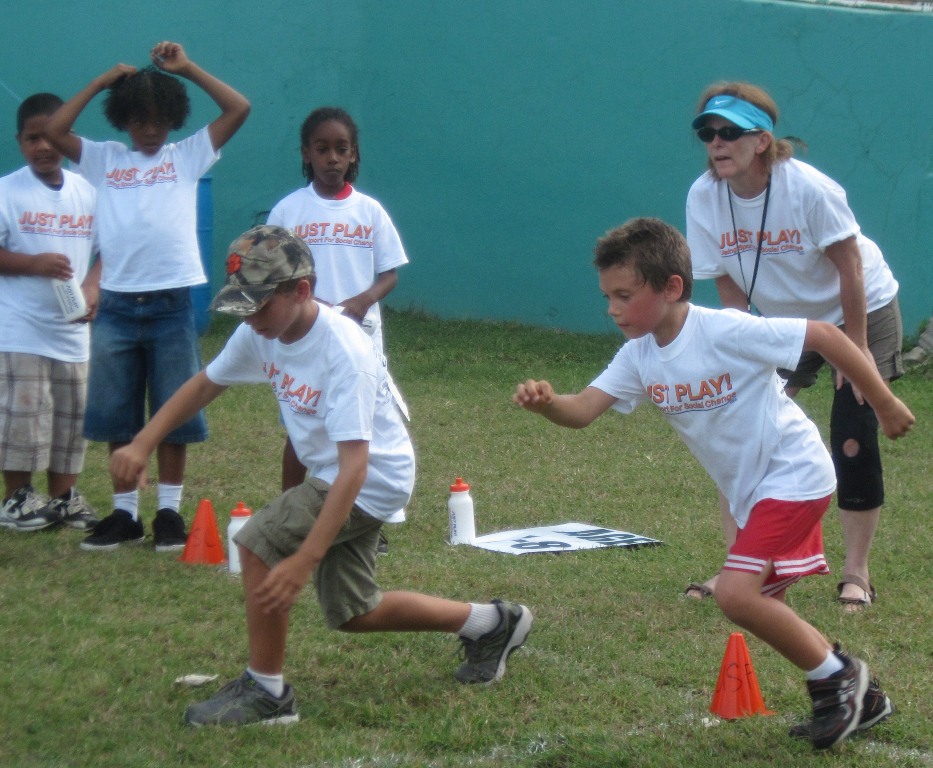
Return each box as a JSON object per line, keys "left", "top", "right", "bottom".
{"left": 109, "top": 225, "right": 533, "bottom": 726}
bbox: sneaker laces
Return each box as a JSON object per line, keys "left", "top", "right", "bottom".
{"left": 456, "top": 628, "right": 502, "bottom": 666}
{"left": 7, "top": 487, "right": 49, "bottom": 517}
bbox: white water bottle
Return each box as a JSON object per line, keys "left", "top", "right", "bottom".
{"left": 448, "top": 477, "right": 475, "bottom": 544}
{"left": 52, "top": 275, "right": 88, "bottom": 322}
{"left": 226, "top": 502, "right": 252, "bottom": 574}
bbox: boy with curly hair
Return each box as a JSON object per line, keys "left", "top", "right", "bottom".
{"left": 45, "top": 41, "right": 250, "bottom": 551}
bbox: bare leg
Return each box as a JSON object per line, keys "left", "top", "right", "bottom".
{"left": 242, "top": 547, "right": 290, "bottom": 674}
{"left": 241, "top": 548, "right": 470, "bottom": 673}
{"left": 156, "top": 442, "right": 186, "bottom": 485}
{"left": 281, "top": 437, "right": 306, "bottom": 492}
{"left": 340, "top": 592, "right": 471, "bottom": 633}
{"left": 47, "top": 471, "right": 78, "bottom": 499}
{"left": 3, "top": 470, "right": 32, "bottom": 498}
{"left": 838, "top": 506, "right": 880, "bottom": 608}
{"left": 108, "top": 441, "right": 135, "bottom": 493}
{"left": 685, "top": 491, "right": 736, "bottom": 598}
{"left": 715, "top": 568, "right": 832, "bottom": 670}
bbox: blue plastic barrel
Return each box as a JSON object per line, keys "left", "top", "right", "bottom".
{"left": 191, "top": 176, "right": 213, "bottom": 335}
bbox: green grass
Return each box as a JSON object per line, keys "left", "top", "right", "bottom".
{"left": 1, "top": 309, "right": 931, "bottom": 768}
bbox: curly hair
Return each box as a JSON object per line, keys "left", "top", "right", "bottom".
{"left": 103, "top": 66, "right": 190, "bottom": 131}
{"left": 299, "top": 106, "right": 360, "bottom": 184}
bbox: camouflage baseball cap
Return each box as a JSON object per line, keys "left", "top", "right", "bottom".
{"left": 208, "top": 225, "right": 315, "bottom": 316}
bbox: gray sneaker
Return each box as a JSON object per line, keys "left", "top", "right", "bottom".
{"left": 0, "top": 485, "right": 56, "bottom": 531}
{"left": 44, "top": 489, "right": 99, "bottom": 531}
{"left": 455, "top": 599, "right": 533, "bottom": 684}
{"left": 185, "top": 672, "right": 298, "bottom": 727}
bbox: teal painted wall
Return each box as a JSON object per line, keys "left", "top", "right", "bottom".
{"left": 2, "top": 0, "right": 930, "bottom": 335}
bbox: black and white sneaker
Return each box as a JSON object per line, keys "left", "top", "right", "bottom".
{"left": 43, "top": 488, "right": 99, "bottom": 531}
{"left": 790, "top": 676, "right": 893, "bottom": 740}
{"left": 805, "top": 647, "right": 869, "bottom": 749}
{"left": 80, "top": 509, "right": 145, "bottom": 551}
{"left": 152, "top": 508, "right": 188, "bottom": 552}
{"left": 0, "top": 485, "right": 56, "bottom": 531}
{"left": 455, "top": 599, "right": 533, "bottom": 684}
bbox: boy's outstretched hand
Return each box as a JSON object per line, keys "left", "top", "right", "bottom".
{"left": 151, "top": 41, "right": 191, "bottom": 73}
{"left": 110, "top": 443, "right": 149, "bottom": 490}
{"left": 514, "top": 379, "right": 555, "bottom": 412}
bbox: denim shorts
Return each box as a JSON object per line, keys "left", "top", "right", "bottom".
{"left": 83, "top": 288, "right": 208, "bottom": 443}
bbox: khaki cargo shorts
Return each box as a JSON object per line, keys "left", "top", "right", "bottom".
{"left": 234, "top": 477, "right": 384, "bottom": 629}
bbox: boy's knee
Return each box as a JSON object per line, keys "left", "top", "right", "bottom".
{"left": 712, "top": 575, "right": 754, "bottom": 622}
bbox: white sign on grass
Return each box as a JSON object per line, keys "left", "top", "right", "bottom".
{"left": 470, "top": 522, "right": 661, "bottom": 555}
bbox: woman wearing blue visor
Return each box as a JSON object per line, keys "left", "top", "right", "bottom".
{"left": 684, "top": 82, "right": 903, "bottom": 613}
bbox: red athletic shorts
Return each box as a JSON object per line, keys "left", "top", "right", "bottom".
{"left": 724, "top": 495, "right": 832, "bottom": 597}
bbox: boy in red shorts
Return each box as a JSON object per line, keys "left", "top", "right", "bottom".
{"left": 514, "top": 218, "right": 914, "bottom": 750}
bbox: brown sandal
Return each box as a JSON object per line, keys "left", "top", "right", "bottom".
{"left": 836, "top": 574, "right": 877, "bottom": 611}
{"left": 683, "top": 582, "right": 714, "bottom": 600}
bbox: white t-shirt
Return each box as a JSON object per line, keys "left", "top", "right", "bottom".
{"left": 687, "top": 158, "right": 898, "bottom": 324}
{"left": 0, "top": 166, "right": 96, "bottom": 362}
{"left": 590, "top": 305, "right": 836, "bottom": 527}
{"left": 76, "top": 127, "right": 218, "bottom": 292}
{"left": 205, "top": 304, "right": 415, "bottom": 522}
{"left": 267, "top": 184, "right": 408, "bottom": 352}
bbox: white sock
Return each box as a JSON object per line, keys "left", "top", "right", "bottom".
{"left": 158, "top": 483, "right": 183, "bottom": 513}
{"left": 806, "top": 650, "right": 845, "bottom": 680}
{"left": 246, "top": 667, "right": 284, "bottom": 698}
{"left": 113, "top": 491, "right": 139, "bottom": 520}
{"left": 457, "top": 603, "right": 501, "bottom": 640}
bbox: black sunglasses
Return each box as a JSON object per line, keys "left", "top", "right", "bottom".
{"left": 696, "top": 126, "right": 763, "bottom": 143}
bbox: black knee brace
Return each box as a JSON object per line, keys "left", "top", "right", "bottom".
{"left": 830, "top": 383, "right": 883, "bottom": 510}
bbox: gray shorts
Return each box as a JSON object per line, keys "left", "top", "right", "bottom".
{"left": 779, "top": 297, "right": 904, "bottom": 389}
{"left": 0, "top": 352, "right": 88, "bottom": 474}
{"left": 233, "top": 477, "right": 384, "bottom": 629}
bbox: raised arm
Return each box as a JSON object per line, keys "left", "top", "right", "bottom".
{"left": 150, "top": 41, "right": 250, "bottom": 151}
{"left": 44, "top": 63, "right": 138, "bottom": 163}
{"left": 804, "top": 320, "right": 914, "bottom": 439}
{"left": 513, "top": 380, "right": 617, "bottom": 429}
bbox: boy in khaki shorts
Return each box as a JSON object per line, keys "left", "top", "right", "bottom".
{"left": 109, "top": 225, "right": 532, "bottom": 726}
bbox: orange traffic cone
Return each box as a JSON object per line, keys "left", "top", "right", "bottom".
{"left": 179, "top": 498, "right": 227, "bottom": 565}
{"left": 709, "top": 632, "right": 775, "bottom": 719}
